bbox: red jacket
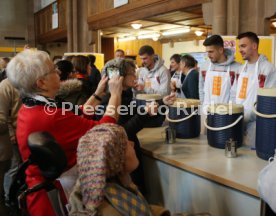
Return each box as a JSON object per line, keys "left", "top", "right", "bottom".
{"left": 16, "top": 105, "right": 115, "bottom": 216}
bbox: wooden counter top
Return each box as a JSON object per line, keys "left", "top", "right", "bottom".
{"left": 137, "top": 127, "right": 267, "bottom": 198}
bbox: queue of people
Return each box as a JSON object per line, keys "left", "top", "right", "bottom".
{"left": 0, "top": 30, "right": 276, "bottom": 216}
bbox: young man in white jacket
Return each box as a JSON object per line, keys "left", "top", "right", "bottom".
{"left": 135, "top": 45, "right": 170, "bottom": 97}
{"left": 199, "top": 35, "right": 241, "bottom": 106}
{"left": 231, "top": 32, "right": 276, "bottom": 147}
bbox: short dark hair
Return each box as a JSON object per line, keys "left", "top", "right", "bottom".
{"left": 138, "top": 45, "right": 155, "bottom": 56}
{"left": 120, "top": 58, "right": 136, "bottom": 76}
{"left": 56, "top": 60, "right": 74, "bottom": 81}
{"left": 181, "top": 55, "right": 196, "bottom": 68}
{"left": 203, "top": 35, "right": 224, "bottom": 47}
{"left": 71, "top": 55, "right": 89, "bottom": 75}
{"left": 1, "top": 57, "right": 10, "bottom": 64}
{"left": 170, "top": 54, "right": 181, "bottom": 63}
{"left": 237, "top": 31, "right": 259, "bottom": 45}
{"left": 103, "top": 58, "right": 135, "bottom": 77}
{"left": 115, "top": 49, "right": 125, "bottom": 55}
{"left": 87, "top": 55, "right": 96, "bottom": 64}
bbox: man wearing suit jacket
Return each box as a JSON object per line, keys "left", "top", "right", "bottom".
{"left": 180, "top": 55, "right": 199, "bottom": 99}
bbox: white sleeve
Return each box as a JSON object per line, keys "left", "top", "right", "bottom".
{"left": 230, "top": 64, "right": 242, "bottom": 103}
{"left": 154, "top": 68, "right": 170, "bottom": 96}
{"left": 132, "top": 67, "right": 147, "bottom": 95}
{"left": 230, "top": 76, "right": 237, "bottom": 103}
{"left": 198, "top": 69, "right": 205, "bottom": 103}
{"left": 264, "top": 65, "right": 276, "bottom": 88}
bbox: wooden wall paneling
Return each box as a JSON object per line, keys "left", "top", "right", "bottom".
{"left": 47, "top": 8, "right": 52, "bottom": 32}
{"left": 101, "top": 0, "right": 113, "bottom": 12}
{"left": 114, "top": 39, "right": 162, "bottom": 66}
{"left": 38, "top": 12, "right": 42, "bottom": 34}
{"left": 87, "top": 0, "right": 97, "bottom": 16}
{"left": 101, "top": 37, "right": 115, "bottom": 62}
{"left": 88, "top": 0, "right": 210, "bottom": 30}
{"left": 88, "top": 0, "right": 121, "bottom": 16}
{"left": 34, "top": 13, "right": 38, "bottom": 45}
{"left": 43, "top": 11, "right": 47, "bottom": 34}
{"left": 129, "top": 0, "right": 141, "bottom": 3}
{"left": 97, "top": 0, "right": 104, "bottom": 13}
{"left": 59, "top": 0, "right": 66, "bottom": 29}
{"left": 34, "top": 0, "right": 67, "bottom": 44}
{"left": 38, "top": 29, "right": 67, "bottom": 44}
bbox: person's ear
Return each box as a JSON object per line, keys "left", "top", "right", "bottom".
{"left": 219, "top": 47, "right": 224, "bottom": 54}
{"left": 252, "top": 42, "right": 258, "bottom": 50}
{"left": 36, "top": 78, "right": 47, "bottom": 91}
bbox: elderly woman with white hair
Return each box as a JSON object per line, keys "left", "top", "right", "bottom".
{"left": 6, "top": 49, "right": 123, "bottom": 216}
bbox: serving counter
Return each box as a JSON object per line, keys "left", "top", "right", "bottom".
{"left": 137, "top": 127, "right": 267, "bottom": 216}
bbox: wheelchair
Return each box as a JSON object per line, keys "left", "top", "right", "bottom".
{"left": 7, "top": 132, "right": 68, "bottom": 216}
{"left": 6, "top": 131, "right": 214, "bottom": 216}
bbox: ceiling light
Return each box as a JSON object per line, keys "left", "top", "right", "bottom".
{"left": 272, "top": 21, "right": 276, "bottom": 28}
{"left": 195, "top": 30, "right": 204, "bottom": 36}
{"left": 138, "top": 33, "right": 160, "bottom": 40}
{"left": 131, "top": 23, "right": 142, "bottom": 29}
{"left": 118, "top": 36, "right": 136, "bottom": 42}
{"left": 152, "top": 36, "right": 159, "bottom": 41}
{"left": 162, "top": 28, "right": 190, "bottom": 36}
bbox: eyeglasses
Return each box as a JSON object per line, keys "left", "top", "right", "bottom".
{"left": 43, "top": 66, "right": 61, "bottom": 77}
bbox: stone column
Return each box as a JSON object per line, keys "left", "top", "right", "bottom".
{"left": 91, "top": 30, "right": 101, "bottom": 53}
{"left": 66, "top": 0, "right": 73, "bottom": 52}
{"left": 67, "top": 0, "right": 90, "bottom": 52}
{"left": 264, "top": 0, "right": 276, "bottom": 35}
{"left": 212, "top": 0, "right": 227, "bottom": 35}
{"left": 72, "top": 0, "right": 78, "bottom": 51}
{"left": 239, "top": 0, "right": 264, "bottom": 34}
{"left": 96, "top": 30, "right": 101, "bottom": 53}
{"left": 227, "top": 0, "right": 239, "bottom": 35}
{"left": 27, "top": 0, "right": 35, "bottom": 46}
{"left": 78, "top": 0, "right": 89, "bottom": 52}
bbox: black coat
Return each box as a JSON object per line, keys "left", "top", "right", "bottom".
{"left": 99, "top": 88, "right": 151, "bottom": 138}
{"left": 181, "top": 69, "right": 199, "bottom": 99}
{"left": 88, "top": 65, "right": 101, "bottom": 94}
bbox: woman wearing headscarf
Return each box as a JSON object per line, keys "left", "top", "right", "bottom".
{"left": 69, "top": 123, "right": 170, "bottom": 216}
{"left": 6, "top": 49, "right": 123, "bottom": 216}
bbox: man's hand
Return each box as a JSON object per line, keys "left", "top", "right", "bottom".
{"left": 163, "top": 92, "right": 176, "bottom": 105}
{"left": 145, "top": 100, "right": 158, "bottom": 116}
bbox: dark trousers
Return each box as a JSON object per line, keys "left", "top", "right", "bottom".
{"left": 0, "top": 159, "right": 11, "bottom": 215}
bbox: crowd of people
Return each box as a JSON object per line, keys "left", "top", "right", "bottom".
{"left": 0, "top": 31, "right": 275, "bottom": 215}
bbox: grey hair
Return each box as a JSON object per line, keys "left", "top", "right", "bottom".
{"left": 101, "top": 58, "right": 135, "bottom": 77}
{"left": 7, "top": 49, "right": 52, "bottom": 96}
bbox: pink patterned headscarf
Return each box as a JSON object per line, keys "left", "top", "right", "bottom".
{"left": 76, "top": 123, "right": 128, "bottom": 211}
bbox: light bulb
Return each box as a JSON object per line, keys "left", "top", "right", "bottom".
{"left": 138, "top": 33, "right": 160, "bottom": 40}
{"left": 118, "top": 36, "right": 136, "bottom": 42}
{"left": 131, "top": 23, "right": 142, "bottom": 30}
{"left": 195, "top": 30, "right": 204, "bottom": 36}
{"left": 162, "top": 28, "right": 190, "bottom": 36}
